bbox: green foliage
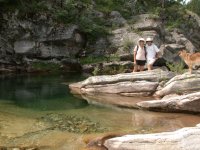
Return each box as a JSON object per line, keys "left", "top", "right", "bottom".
{"left": 166, "top": 62, "right": 185, "bottom": 74}
{"left": 123, "top": 39, "right": 135, "bottom": 53}
{"left": 187, "top": 0, "right": 200, "bottom": 16}
{"left": 1, "top": 0, "right": 194, "bottom": 44}
{"left": 31, "top": 62, "right": 61, "bottom": 73}
{"left": 80, "top": 56, "right": 108, "bottom": 65}
{"left": 78, "top": 16, "right": 109, "bottom": 42}
{"left": 165, "top": 5, "right": 187, "bottom": 28}
{"left": 93, "top": 64, "right": 128, "bottom": 76}
{"left": 94, "top": 0, "right": 131, "bottom": 18}
{"left": 0, "top": 0, "right": 48, "bottom": 13}
{"left": 92, "top": 66, "right": 100, "bottom": 76}
{"left": 80, "top": 54, "right": 119, "bottom": 65}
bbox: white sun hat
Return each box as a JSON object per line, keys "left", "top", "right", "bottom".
{"left": 146, "top": 37, "right": 153, "bottom": 42}
{"left": 138, "top": 38, "right": 145, "bottom": 42}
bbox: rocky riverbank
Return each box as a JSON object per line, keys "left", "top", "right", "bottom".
{"left": 70, "top": 69, "right": 200, "bottom": 150}
{"left": 69, "top": 69, "right": 175, "bottom": 96}
{"left": 105, "top": 123, "right": 200, "bottom": 150}
{"left": 69, "top": 70, "right": 200, "bottom": 112}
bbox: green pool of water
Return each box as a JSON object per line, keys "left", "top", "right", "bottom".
{"left": 0, "top": 73, "right": 200, "bottom": 149}
{"left": 0, "top": 74, "right": 89, "bottom": 111}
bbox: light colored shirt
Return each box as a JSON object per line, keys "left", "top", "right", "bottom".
{"left": 146, "top": 44, "right": 160, "bottom": 60}
{"left": 134, "top": 45, "right": 146, "bottom": 61}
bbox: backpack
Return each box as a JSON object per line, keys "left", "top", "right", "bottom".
{"left": 135, "top": 45, "right": 147, "bottom": 58}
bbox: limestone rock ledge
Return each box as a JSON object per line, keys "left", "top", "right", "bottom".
{"left": 155, "top": 72, "right": 200, "bottom": 97}
{"left": 69, "top": 69, "right": 175, "bottom": 96}
{"left": 137, "top": 91, "right": 200, "bottom": 113}
{"left": 105, "top": 123, "right": 200, "bottom": 150}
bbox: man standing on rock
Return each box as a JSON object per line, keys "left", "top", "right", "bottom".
{"left": 146, "top": 37, "right": 160, "bottom": 71}
{"left": 133, "top": 38, "right": 146, "bottom": 72}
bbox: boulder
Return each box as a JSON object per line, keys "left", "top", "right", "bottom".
{"left": 155, "top": 72, "right": 200, "bottom": 97}
{"left": 170, "top": 30, "right": 196, "bottom": 53}
{"left": 39, "top": 42, "right": 72, "bottom": 59}
{"left": 14, "top": 40, "right": 39, "bottom": 55}
{"left": 80, "top": 69, "right": 174, "bottom": 87}
{"left": 69, "top": 69, "right": 175, "bottom": 96}
{"left": 37, "top": 25, "right": 85, "bottom": 59}
{"left": 141, "top": 30, "right": 161, "bottom": 46}
{"left": 185, "top": 11, "right": 200, "bottom": 50}
{"left": 108, "top": 26, "right": 140, "bottom": 48}
{"left": 109, "top": 11, "right": 127, "bottom": 27}
{"left": 137, "top": 92, "right": 200, "bottom": 113}
{"left": 105, "top": 123, "right": 200, "bottom": 150}
{"left": 81, "top": 80, "right": 159, "bottom": 94}
{"left": 165, "top": 44, "right": 185, "bottom": 52}
{"left": 132, "top": 14, "right": 161, "bottom": 32}
{"left": 162, "top": 44, "right": 185, "bottom": 63}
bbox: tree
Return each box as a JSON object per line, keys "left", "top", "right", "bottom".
{"left": 187, "top": 0, "right": 200, "bottom": 16}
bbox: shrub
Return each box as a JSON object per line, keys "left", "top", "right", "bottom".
{"left": 187, "top": 0, "right": 200, "bottom": 16}
{"left": 92, "top": 66, "right": 100, "bottom": 76}
{"left": 31, "top": 62, "right": 61, "bottom": 73}
{"left": 166, "top": 62, "right": 185, "bottom": 74}
{"left": 123, "top": 39, "right": 135, "bottom": 53}
{"left": 80, "top": 54, "right": 119, "bottom": 65}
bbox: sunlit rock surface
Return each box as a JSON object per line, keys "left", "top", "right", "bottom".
{"left": 105, "top": 123, "right": 200, "bottom": 150}
{"left": 155, "top": 72, "right": 200, "bottom": 97}
{"left": 69, "top": 69, "right": 175, "bottom": 96}
{"left": 137, "top": 91, "right": 200, "bottom": 113}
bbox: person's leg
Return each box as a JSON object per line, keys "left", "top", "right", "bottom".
{"left": 148, "top": 64, "right": 153, "bottom": 71}
{"left": 147, "top": 59, "right": 156, "bottom": 71}
{"left": 140, "top": 65, "right": 144, "bottom": 71}
{"left": 133, "top": 64, "right": 138, "bottom": 72}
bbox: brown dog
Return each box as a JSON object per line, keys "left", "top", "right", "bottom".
{"left": 179, "top": 50, "right": 200, "bottom": 73}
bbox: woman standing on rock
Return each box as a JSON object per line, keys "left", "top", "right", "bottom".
{"left": 133, "top": 38, "right": 146, "bottom": 72}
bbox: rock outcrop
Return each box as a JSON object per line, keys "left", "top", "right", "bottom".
{"left": 137, "top": 92, "right": 200, "bottom": 113}
{"left": 1, "top": 9, "right": 199, "bottom": 73}
{"left": 69, "top": 69, "right": 175, "bottom": 96}
{"left": 133, "top": 14, "right": 161, "bottom": 32}
{"left": 105, "top": 123, "right": 200, "bottom": 150}
{"left": 161, "top": 29, "right": 198, "bottom": 64}
{"left": 109, "top": 14, "right": 162, "bottom": 61}
{"left": 155, "top": 72, "right": 200, "bottom": 97}
{"left": 0, "top": 12, "right": 86, "bottom": 72}
{"left": 109, "top": 11, "right": 127, "bottom": 27}
{"left": 81, "top": 81, "right": 158, "bottom": 95}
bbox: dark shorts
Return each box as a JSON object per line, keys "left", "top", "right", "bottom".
{"left": 136, "top": 60, "right": 146, "bottom": 66}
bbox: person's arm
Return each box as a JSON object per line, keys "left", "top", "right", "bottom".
{"left": 133, "top": 46, "right": 137, "bottom": 64}
{"left": 154, "top": 45, "right": 160, "bottom": 58}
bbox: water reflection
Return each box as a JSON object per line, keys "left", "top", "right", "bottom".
{"left": 78, "top": 93, "right": 200, "bottom": 132}
{"left": 0, "top": 74, "right": 88, "bottom": 110}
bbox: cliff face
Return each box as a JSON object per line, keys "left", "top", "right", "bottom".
{"left": 0, "top": 1, "right": 199, "bottom": 73}
{"left": 0, "top": 11, "right": 86, "bottom": 72}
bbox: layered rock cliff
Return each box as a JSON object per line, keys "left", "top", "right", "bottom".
{"left": 0, "top": 0, "right": 200, "bottom": 73}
